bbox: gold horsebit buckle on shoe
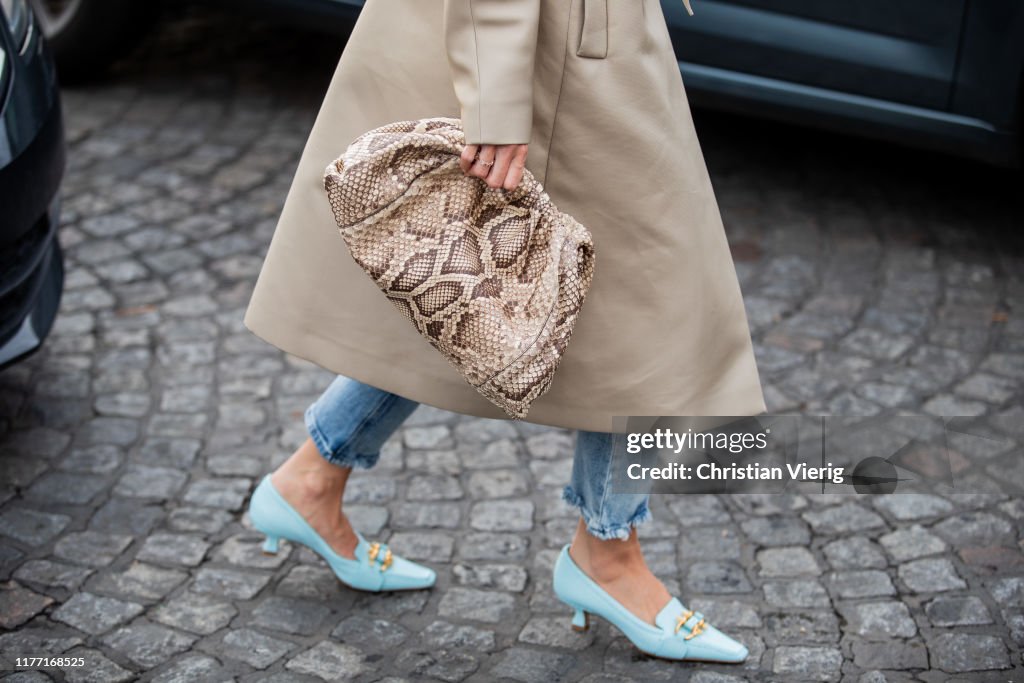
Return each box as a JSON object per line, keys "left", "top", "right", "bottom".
{"left": 367, "top": 541, "right": 393, "bottom": 572}
{"left": 674, "top": 609, "right": 707, "bottom": 640}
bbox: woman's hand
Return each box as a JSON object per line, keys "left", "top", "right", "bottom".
{"left": 459, "top": 143, "right": 529, "bottom": 191}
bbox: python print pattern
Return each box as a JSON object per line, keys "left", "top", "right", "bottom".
{"left": 323, "top": 117, "right": 595, "bottom": 419}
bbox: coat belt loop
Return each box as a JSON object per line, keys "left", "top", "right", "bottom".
{"left": 682, "top": 0, "right": 694, "bottom": 16}
{"left": 576, "top": 0, "right": 608, "bottom": 59}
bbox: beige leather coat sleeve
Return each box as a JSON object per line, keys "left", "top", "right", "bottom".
{"left": 442, "top": 0, "right": 541, "bottom": 145}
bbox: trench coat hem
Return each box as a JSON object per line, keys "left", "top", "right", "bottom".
{"left": 242, "top": 299, "right": 767, "bottom": 435}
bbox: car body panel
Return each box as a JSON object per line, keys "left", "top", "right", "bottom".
{"left": 0, "top": 3, "right": 65, "bottom": 369}
{"left": 664, "top": 0, "right": 966, "bottom": 111}
{"left": 666, "top": 0, "right": 1021, "bottom": 164}
{"left": 1, "top": 15, "right": 57, "bottom": 165}
{"left": 950, "top": 2, "right": 1024, "bottom": 131}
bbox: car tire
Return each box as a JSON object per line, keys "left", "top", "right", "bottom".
{"left": 28, "top": 0, "right": 161, "bottom": 83}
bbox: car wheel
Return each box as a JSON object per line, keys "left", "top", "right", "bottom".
{"left": 28, "top": 0, "right": 161, "bottom": 83}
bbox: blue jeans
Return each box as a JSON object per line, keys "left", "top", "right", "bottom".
{"left": 304, "top": 374, "right": 652, "bottom": 540}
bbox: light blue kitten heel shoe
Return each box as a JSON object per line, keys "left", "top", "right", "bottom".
{"left": 552, "top": 544, "right": 748, "bottom": 663}
{"left": 249, "top": 474, "right": 436, "bottom": 592}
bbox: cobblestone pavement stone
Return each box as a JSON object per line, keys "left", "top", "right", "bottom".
{"left": 2, "top": 6, "right": 1023, "bottom": 682}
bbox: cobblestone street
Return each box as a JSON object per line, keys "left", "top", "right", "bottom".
{"left": 2, "top": 6, "right": 1024, "bottom": 682}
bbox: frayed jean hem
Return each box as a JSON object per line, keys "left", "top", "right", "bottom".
{"left": 561, "top": 485, "right": 652, "bottom": 541}
{"left": 304, "top": 404, "right": 380, "bottom": 470}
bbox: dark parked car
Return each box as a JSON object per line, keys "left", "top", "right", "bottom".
{"left": 28, "top": 0, "right": 1024, "bottom": 166}
{"left": 0, "top": 0, "right": 65, "bottom": 370}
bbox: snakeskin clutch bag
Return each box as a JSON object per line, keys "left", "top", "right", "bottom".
{"left": 323, "top": 117, "right": 595, "bottom": 419}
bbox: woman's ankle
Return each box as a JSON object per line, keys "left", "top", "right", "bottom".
{"left": 272, "top": 437, "right": 351, "bottom": 501}
{"left": 569, "top": 518, "right": 645, "bottom": 582}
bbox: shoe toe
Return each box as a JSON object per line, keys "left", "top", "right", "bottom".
{"left": 653, "top": 623, "right": 748, "bottom": 662}
{"left": 689, "top": 626, "right": 748, "bottom": 663}
{"left": 382, "top": 555, "right": 437, "bottom": 590}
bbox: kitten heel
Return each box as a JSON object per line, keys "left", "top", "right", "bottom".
{"left": 262, "top": 535, "right": 280, "bottom": 555}
{"left": 571, "top": 606, "right": 590, "bottom": 632}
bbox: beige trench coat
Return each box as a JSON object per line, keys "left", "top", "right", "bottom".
{"left": 243, "top": 0, "right": 766, "bottom": 434}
